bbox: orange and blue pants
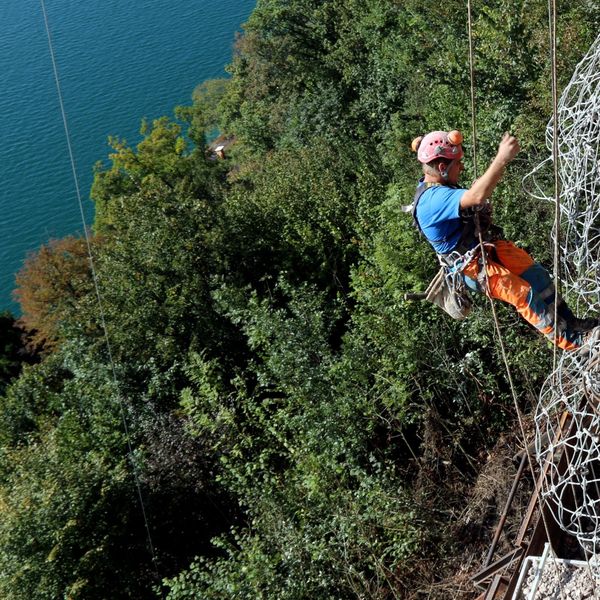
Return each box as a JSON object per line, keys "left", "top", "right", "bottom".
{"left": 461, "top": 241, "right": 582, "bottom": 351}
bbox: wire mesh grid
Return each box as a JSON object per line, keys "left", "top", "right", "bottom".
{"left": 528, "top": 34, "right": 600, "bottom": 565}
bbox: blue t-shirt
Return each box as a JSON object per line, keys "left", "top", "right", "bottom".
{"left": 415, "top": 183, "right": 467, "bottom": 254}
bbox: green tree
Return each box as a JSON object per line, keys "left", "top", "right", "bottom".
{"left": 166, "top": 282, "right": 422, "bottom": 599}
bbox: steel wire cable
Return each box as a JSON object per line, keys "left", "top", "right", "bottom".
{"left": 40, "top": 0, "right": 163, "bottom": 594}
{"left": 466, "top": 5, "right": 566, "bottom": 592}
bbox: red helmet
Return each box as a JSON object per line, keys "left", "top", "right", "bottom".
{"left": 411, "top": 130, "right": 464, "bottom": 164}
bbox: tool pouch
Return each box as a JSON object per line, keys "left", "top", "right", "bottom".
{"left": 425, "top": 267, "right": 472, "bottom": 320}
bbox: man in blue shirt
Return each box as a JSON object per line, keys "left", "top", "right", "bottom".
{"left": 415, "top": 184, "right": 471, "bottom": 255}
{"left": 411, "top": 129, "right": 595, "bottom": 350}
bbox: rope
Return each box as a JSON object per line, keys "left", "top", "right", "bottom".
{"left": 549, "top": 0, "right": 561, "bottom": 379}
{"left": 465, "top": 3, "right": 566, "bottom": 594}
{"left": 467, "top": 0, "right": 478, "bottom": 178}
{"left": 39, "top": 1, "right": 163, "bottom": 594}
{"left": 546, "top": 2, "right": 597, "bottom": 591}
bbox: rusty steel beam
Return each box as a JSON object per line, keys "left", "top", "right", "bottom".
{"left": 484, "top": 574, "right": 509, "bottom": 599}
{"left": 503, "top": 411, "right": 575, "bottom": 599}
{"left": 515, "top": 411, "right": 572, "bottom": 546}
{"left": 484, "top": 452, "right": 528, "bottom": 568}
{"left": 472, "top": 546, "right": 524, "bottom": 589}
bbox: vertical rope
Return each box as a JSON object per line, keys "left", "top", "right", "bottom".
{"left": 546, "top": 3, "right": 597, "bottom": 592}
{"left": 465, "top": 4, "right": 565, "bottom": 594}
{"left": 549, "top": 0, "right": 562, "bottom": 380}
{"left": 467, "top": 0, "right": 478, "bottom": 179}
{"left": 39, "top": 1, "right": 164, "bottom": 595}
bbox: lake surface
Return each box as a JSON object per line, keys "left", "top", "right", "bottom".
{"left": 0, "top": 0, "right": 255, "bottom": 313}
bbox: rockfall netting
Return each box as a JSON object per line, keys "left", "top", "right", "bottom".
{"left": 527, "top": 33, "right": 600, "bottom": 574}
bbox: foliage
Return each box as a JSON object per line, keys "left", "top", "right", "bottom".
{"left": 179, "top": 78, "right": 231, "bottom": 146}
{"left": 4, "top": 1, "right": 599, "bottom": 598}
{"left": 221, "top": 139, "right": 382, "bottom": 298}
{"left": 167, "top": 282, "right": 421, "bottom": 599}
{"left": 87, "top": 117, "right": 244, "bottom": 400}
{"left": 0, "top": 349, "right": 139, "bottom": 600}
{"left": 0, "top": 344, "right": 235, "bottom": 600}
{"left": 14, "top": 237, "right": 97, "bottom": 351}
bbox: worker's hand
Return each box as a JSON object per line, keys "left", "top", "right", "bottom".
{"left": 461, "top": 133, "right": 518, "bottom": 208}
{"left": 495, "top": 132, "right": 520, "bottom": 165}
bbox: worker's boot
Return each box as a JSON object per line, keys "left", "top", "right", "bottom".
{"left": 576, "top": 326, "right": 600, "bottom": 362}
{"left": 554, "top": 294, "right": 600, "bottom": 333}
{"left": 570, "top": 316, "right": 600, "bottom": 333}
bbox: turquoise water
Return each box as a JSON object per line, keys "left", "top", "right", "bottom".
{"left": 0, "top": 0, "right": 255, "bottom": 313}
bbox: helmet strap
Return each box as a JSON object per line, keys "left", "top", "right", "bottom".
{"left": 439, "top": 159, "right": 456, "bottom": 180}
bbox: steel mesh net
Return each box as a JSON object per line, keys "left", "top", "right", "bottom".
{"left": 530, "top": 34, "right": 600, "bottom": 562}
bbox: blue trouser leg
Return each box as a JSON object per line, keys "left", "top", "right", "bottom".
{"left": 462, "top": 261, "right": 582, "bottom": 347}
{"left": 519, "top": 263, "right": 577, "bottom": 323}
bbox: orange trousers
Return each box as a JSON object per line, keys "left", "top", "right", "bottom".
{"left": 462, "top": 241, "right": 581, "bottom": 351}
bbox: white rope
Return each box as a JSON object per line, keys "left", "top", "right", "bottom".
{"left": 40, "top": 0, "right": 163, "bottom": 591}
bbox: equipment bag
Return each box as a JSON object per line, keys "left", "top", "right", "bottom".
{"left": 425, "top": 266, "right": 472, "bottom": 320}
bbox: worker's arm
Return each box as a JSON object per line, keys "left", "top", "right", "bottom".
{"left": 460, "top": 133, "right": 520, "bottom": 208}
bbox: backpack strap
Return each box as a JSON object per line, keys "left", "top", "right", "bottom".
{"left": 406, "top": 179, "right": 466, "bottom": 245}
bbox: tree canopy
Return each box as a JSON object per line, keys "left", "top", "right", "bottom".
{"left": 2, "top": 1, "right": 599, "bottom": 598}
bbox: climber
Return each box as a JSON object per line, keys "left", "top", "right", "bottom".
{"left": 410, "top": 129, "right": 597, "bottom": 351}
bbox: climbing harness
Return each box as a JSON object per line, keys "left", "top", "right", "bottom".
{"left": 407, "top": 180, "right": 496, "bottom": 250}
{"left": 423, "top": 248, "right": 479, "bottom": 320}
{"left": 404, "top": 178, "right": 498, "bottom": 319}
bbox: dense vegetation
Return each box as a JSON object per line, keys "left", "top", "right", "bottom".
{"left": 2, "top": 1, "right": 599, "bottom": 598}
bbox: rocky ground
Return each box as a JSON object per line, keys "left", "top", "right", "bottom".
{"left": 517, "top": 558, "right": 599, "bottom": 599}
